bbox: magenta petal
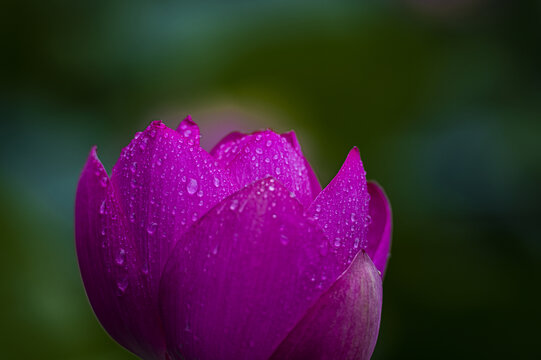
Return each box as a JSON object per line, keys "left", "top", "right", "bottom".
{"left": 109, "top": 121, "right": 236, "bottom": 316}
{"left": 208, "top": 131, "right": 246, "bottom": 158}
{"left": 175, "top": 115, "right": 200, "bottom": 145}
{"left": 75, "top": 147, "right": 165, "bottom": 359}
{"left": 270, "top": 252, "right": 383, "bottom": 360}
{"left": 307, "top": 147, "right": 370, "bottom": 267}
{"left": 281, "top": 130, "right": 322, "bottom": 197}
{"left": 365, "top": 182, "right": 392, "bottom": 276}
{"left": 159, "top": 178, "right": 345, "bottom": 360}
{"left": 214, "top": 130, "right": 315, "bottom": 207}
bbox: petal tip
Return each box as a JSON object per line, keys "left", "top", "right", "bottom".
{"left": 150, "top": 120, "right": 166, "bottom": 129}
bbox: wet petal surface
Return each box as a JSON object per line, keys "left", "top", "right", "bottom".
{"left": 307, "top": 147, "right": 371, "bottom": 267}
{"left": 75, "top": 148, "right": 165, "bottom": 359}
{"left": 210, "top": 130, "right": 316, "bottom": 207}
{"left": 159, "top": 178, "right": 344, "bottom": 360}
{"left": 176, "top": 115, "right": 200, "bottom": 146}
{"left": 110, "top": 121, "right": 236, "bottom": 311}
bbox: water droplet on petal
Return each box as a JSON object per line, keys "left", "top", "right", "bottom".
{"left": 213, "top": 177, "right": 220, "bottom": 187}
{"left": 99, "top": 200, "right": 106, "bottom": 214}
{"left": 187, "top": 178, "right": 198, "bottom": 195}
{"left": 147, "top": 222, "right": 157, "bottom": 235}
{"left": 364, "top": 214, "right": 372, "bottom": 226}
{"left": 230, "top": 199, "right": 239, "bottom": 211}
{"left": 116, "top": 278, "right": 129, "bottom": 295}
{"left": 115, "top": 248, "right": 126, "bottom": 265}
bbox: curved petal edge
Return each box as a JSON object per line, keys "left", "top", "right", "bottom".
{"left": 365, "top": 181, "right": 392, "bottom": 277}
{"left": 270, "top": 251, "right": 383, "bottom": 360}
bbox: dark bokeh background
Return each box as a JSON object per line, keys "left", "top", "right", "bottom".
{"left": 2, "top": 0, "right": 540, "bottom": 359}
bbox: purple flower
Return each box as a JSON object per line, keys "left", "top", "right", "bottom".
{"left": 75, "top": 118, "right": 392, "bottom": 360}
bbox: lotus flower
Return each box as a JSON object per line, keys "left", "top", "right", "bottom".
{"left": 75, "top": 117, "right": 392, "bottom": 360}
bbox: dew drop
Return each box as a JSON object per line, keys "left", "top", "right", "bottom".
{"left": 99, "top": 200, "right": 106, "bottom": 215}
{"left": 115, "top": 248, "right": 126, "bottom": 265}
{"left": 213, "top": 177, "right": 220, "bottom": 187}
{"left": 184, "top": 129, "right": 192, "bottom": 138}
{"left": 187, "top": 178, "right": 198, "bottom": 195}
{"left": 147, "top": 222, "right": 157, "bottom": 235}
{"left": 266, "top": 140, "right": 272, "bottom": 147}
{"left": 230, "top": 199, "right": 239, "bottom": 211}
{"left": 364, "top": 215, "right": 372, "bottom": 226}
{"left": 333, "top": 237, "right": 342, "bottom": 248}
{"left": 353, "top": 237, "right": 361, "bottom": 249}
{"left": 275, "top": 167, "right": 281, "bottom": 175}
{"left": 141, "top": 261, "right": 149, "bottom": 275}
{"left": 256, "top": 148, "right": 263, "bottom": 155}
{"left": 139, "top": 137, "right": 148, "bottom": 150}
{"left": 116, "top": 278, "right": 129, "bottom": 295}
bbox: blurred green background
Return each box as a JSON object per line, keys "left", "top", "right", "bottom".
{"left": 2, "top": 0, "right": 540, "bottom": 359}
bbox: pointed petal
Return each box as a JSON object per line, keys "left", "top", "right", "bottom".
{"left": 75, "top": 147, "right": 165, "bottom": 359}
{"left": 365, "top": 182, "right": 392, "bottom": 276}
{"left": 307, "top": 147, "right": 370, "bottom": 267}
{"left": 281, "top": 130, "right": 322, "bottom": 197}
{"left": 110, "top": 121, "right": 236, "bottom": 300}
{"left": 175, "top": 115, "right": 200, "bottom": 145}
{"left": 159, "top": 178, "right": 345, "bottom": 360}
{"left": 270, "top": 251, "right": 383, "bottom": 360}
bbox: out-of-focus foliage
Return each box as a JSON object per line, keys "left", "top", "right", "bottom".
{"left": 1, "top": 1, "right": 540, "bottom": 359}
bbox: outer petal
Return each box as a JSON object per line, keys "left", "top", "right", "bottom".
{"left": 281, "top": 130, "right": 322, "bottom": 197}
{"left": 159, "top": 178, "right": 346, "bottom": 360}
{"left": 211, "top": 130, "right": 315, "bottom": 207}
{"left": 111, "top": 121, "right": 236, "bottom": 290}
{"left": 176, "top": 115, "right": 200, "bottom": 146}
{"left": 75, "top": 147, "right": 165, "bottom": 359}
{"left": 270, "top": 251, "right": 383, "bottom": 360}
{"left": 307, "top": 147, "right": 370, "bottom": 267}
{"left": 365, "top": 182, "right": 392, "bottom": 276}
